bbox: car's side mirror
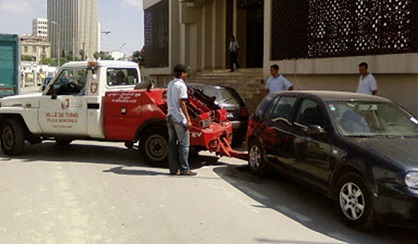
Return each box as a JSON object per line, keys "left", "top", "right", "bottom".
{"left": 306, "top": 124, "right": 326, "bottom": 135}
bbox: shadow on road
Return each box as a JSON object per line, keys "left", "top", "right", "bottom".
{"left": 213, "top": 163, "right": 418, "bottom": 244}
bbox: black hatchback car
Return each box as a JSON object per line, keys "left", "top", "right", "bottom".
{"left": 246, "top": 91, "right": 418, "bottom": 229}
{"left": 188, "top": 84, "right": 248, "bottom": 145}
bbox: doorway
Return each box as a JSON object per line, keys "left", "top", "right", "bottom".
{"left": 245, "top": 1, "right": 264, "bottom": 68}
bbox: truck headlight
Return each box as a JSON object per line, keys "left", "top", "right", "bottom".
{"left": 405, "top": 172, "right": 418, "bottom": 189}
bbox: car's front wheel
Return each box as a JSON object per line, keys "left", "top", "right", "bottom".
{"left": 248, "top": 140, "right": 270, "bottom": 177}
{"left": 335, "top": 172, "right": 376, "bottom": 230}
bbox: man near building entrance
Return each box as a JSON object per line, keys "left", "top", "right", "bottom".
{"left": 166, "top": 64, "right": 197, "bottom": 176}
{"left": 229, "top": 35, "right": 240, "bottom": 72}
{"left": 356, "top": 62, "right": 377, "bottom": 95}
{"left": 264, "top": 64, "right": 294, "bottom": 96}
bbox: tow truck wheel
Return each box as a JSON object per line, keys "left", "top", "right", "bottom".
{"left": 248, "top": 140, "right": 270, "bottom": 177}
{"left": 1, "top": 119, "right": 25, "bottom": 156}
{"left": 140, "top": 128, "right": 168, "bottom": 167}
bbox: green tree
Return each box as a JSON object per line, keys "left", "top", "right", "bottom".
{"left": 131, "top": 48, "right": 144, "bottom": 66}
{"left": 21, "top": 55, "right": 34, "bottom": 61}
{"left": 40, "top": 57, "right": 53, "bottom": 65}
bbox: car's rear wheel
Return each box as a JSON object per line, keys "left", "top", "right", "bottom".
{"left": 335, "top": 172, "right": 376, "bottom": 230}
{"left": 248, "top": 140, "right": 270, "bottom": 177}
{"left": 139, "top": 128, "right": 168, "bottom": 167}
{"left": 1, "top": 119, "right": 25, "bottom": 156}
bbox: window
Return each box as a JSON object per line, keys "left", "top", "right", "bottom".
{"left": 264, "top": 96, "right": 297, "bottom": 123}
{"left": 263, "top": 96, "right": 281, "bottom": 120}
{"left": 24, "top": 46, "right": 28, "bottom": 53}
{"left": 271, "top": 96, "right": 297, "bottom": 122}
{"left": 32, "top": 46, "right": 36, "bottom": 52}
{"left": 295, "top": 99, "right": 325, "bottom": 127}
{"left": 47, "top": 68, "right": 87, "bottom": 95}
{"left": 106, "top": 68, "right": 138, "bottom": 86}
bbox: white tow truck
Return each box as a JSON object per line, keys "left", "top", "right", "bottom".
{"left": 0, "top": 60, "right": 241, "bottom": 165}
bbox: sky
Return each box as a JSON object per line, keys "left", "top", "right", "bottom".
{"left": 0, "top": 0, "right": 144, "bottom": 56}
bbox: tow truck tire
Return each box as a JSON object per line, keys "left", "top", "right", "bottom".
{"left": 1, "top": 119, "right": 25, "bottom": 156}
{"left": 140, "top": 128, "right": 168, "bottom": 167}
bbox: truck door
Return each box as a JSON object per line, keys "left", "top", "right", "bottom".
{"left": 38, "top": 68, "right": 88, "bottom": 135}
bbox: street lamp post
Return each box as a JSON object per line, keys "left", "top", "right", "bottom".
{"left": 51, "top": 21, "right": 60, "bottom": 68}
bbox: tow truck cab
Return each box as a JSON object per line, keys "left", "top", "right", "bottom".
{"left": 40, "top": 60, "right": 141, "bottom": 138}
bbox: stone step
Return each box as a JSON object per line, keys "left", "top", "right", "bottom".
{"left": 188, "top": 69, "right": 266, "bottom": 113}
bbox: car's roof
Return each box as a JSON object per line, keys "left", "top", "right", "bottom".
{"left": 272, "top": 90, "right": 391, "bottom": 102}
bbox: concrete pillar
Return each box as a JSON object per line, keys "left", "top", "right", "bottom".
{"left": 214, "top": 0, "right": 226, "bottom": 69}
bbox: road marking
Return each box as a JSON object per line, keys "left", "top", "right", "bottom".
{"left": 275, "top": 205, "right": 312, "bottom": 222}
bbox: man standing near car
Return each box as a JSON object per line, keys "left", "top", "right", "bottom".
{"left": 166, "top": 64, "right": 197, "bottom": 176}
{"left": 264, "top": 64, "right": 294, "bottom": 96}
{"left": 356, "top": 62, "right": 377, "bottom": 95}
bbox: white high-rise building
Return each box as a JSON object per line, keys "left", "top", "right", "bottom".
{"left": 32, "top": 18, "right": 48, "bottom": 39}
{"left": 47, "top": 0, "right": 99, "bottom": 60}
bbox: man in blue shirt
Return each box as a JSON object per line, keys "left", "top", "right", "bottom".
{"left": 166, "top": 64, "right": 197, "bottom": 176}
{"left": 264, "top": 64, "right": 294, "bottom": 96}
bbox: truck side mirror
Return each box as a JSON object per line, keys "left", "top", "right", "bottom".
{"left": 51, "top": 91, "right": 57, "bottom": 100}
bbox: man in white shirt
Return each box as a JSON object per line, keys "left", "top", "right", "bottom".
{"left": 356, "top": 62, "right": 377, "bottom": 95}
{"left": 166, "top": 64, "right": 197, "bottom": 176}
{"left": 228, "top": 35, "right": 240, "bottom": 72}
{"left": 264, "top": 64, "right": 294, "bottom": 96}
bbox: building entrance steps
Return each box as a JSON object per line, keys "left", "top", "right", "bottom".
{"left": 187, "top": 68, "right": 265, "bottom": 113}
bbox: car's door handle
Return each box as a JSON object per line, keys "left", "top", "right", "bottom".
{"left": 75, "top": 103, "right": 83, "bottom": 108}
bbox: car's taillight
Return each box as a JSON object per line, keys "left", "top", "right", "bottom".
{"left": 240, "top": 106, "right": 249, "bottom": 117}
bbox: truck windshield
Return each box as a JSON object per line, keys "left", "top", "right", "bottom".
{"left": 47, "top": 68, "right": 87, "bottom": 95}
{"left": 107, "top": 68, "right": 138, "bottom": 86}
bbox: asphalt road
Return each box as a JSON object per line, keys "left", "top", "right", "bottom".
{"left": 0, "top": 140, "right": 417, "bottom": 244}
{"left": 1, "top": 87, "right": 417, "bottom": 243}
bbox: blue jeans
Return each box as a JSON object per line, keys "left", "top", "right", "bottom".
{"left": 167, "top": 115, "right": 190, "bottom": 174}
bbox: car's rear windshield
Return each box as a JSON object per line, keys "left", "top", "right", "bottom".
{"left": 200, "top": 87, "right": 240, "bottom": 105}
{"left": 326, "top": 101, "right": 418, "bottom": 137}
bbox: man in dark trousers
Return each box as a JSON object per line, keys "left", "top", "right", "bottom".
{"left": 229, "top": 35, "right": 240, "bottom": 72}
{"left": 166, "top": 64, "right": 197, "bottom": 176}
